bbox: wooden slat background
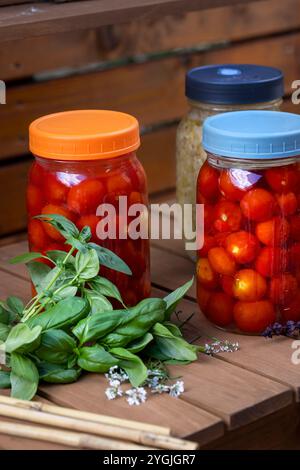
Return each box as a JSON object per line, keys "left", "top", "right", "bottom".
{"left": 1, "top": 0, "right": 300, "bottom": 236}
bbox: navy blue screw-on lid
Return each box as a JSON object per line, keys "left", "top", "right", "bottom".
{"left": 185, "top": 64, "right": 284, "bottom": 104}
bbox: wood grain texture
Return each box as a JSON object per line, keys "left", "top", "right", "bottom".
{"left": 0, "top": 0, "right": 263, "bottom": 42}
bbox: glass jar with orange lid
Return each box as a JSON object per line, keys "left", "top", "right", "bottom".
{"left": 28, "top": 110, "right": 150, "bottom": 306}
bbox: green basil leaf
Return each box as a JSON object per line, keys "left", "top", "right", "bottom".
{"left": 89, "top": 276, "right": 125, "bottom": 306}
{"left": 72, "top": 310, "right": 125, "bottom": 346}
{"left": 9, "top": 252, "right": 45, "bottom": 265}
{"left": 88, "top": 243, "right": 132, "bottom": 275}
{"left": 0, "top": 305, "right": 10, "bottom": 325}
{"left": 27, "top": 261, "right": 51, "bottom": 293}
{"left": 38, "top": 362, "right": 81, "bottom": 384}
{"left": 109, "top": 348, "right": 147, "bottom": 387}
{"left": 0, "top": 323, "right": 11, "bottom": 342}
{"left": 84, "top": 290, "right": 112, "bottom": 314}
{"left": 164, "top": 278, "right": 194, "bottom": 320}
{"left": 0, "top": 370, "right": 11, "bottom": 388}
{"left": 127, "top": 332, "right": 153, "bottom": 354}
{"left": 163, "top": 322, "right": 182, "bottom": 337}
{"left": 27, "top": 297, "right": 90, "bottom": 332}
{"left": 65, "top": 236, "right": 88, "bottom": 253}
{"left": 79, "top": 226, "right": 92, "bottom": 242}
{"left": 75, "top": 249, "right": 99, "bottom": 280}
{"left": 144, "top": 343, "right": 170, "bottom": 361}
{"left": 10, "top": 353, "right": 39, "bottom": 400}
{"left": 35, "top": 329, "right": 76, "bottom": 364}
{"left": 46, "top": 250, "right": 75, "bottom": 266}
{"left": 151, "top": 323, "right": 198, "bottom": 362}
{"left": 35, "top": 213, "right": 79, "bottom": 239}
{"left": 5, "top": 324, "right": 42, "bottom": 354}
{"left": 77, "top": 345, "right": 118, "bottom": 373}
{"left": 7, "top": 296, "right": 24, "bottom": 315}
{"left": 53, "top": 286, "right": 77, "bottom": 302}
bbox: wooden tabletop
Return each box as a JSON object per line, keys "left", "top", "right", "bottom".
{"left": 0, "top": 218, "right": 300, "bottom": 450}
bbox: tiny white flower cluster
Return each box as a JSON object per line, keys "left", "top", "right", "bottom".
{"left": 204, "top": 340, "right": 240, "bottom": 355}
{"left": 104, "top": 366, "right": 185, "bottom": 406}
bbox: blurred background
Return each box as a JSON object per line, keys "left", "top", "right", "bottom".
{"left": 0, "top": 0, "right": 299, "bottom": 239}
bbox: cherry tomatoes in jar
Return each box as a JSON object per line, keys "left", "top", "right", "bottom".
{"left": 67, "top": 179, "right": 106, "bottom": 215}
{"left": 240, "top": 188, "right": 275, "bottom": 222}
{"left": 269, "top": 273, "right": 298, "bottom": 305}
{"left": 197, "top": 285, "right": 212, "bottom": 312}
{"left": 27, "top": 185, "right": 45, "bottom": 217}
{"left": 276, "top": 192, "right": 298, "bottom": 216}
{"left": 28, "top": 219, "right": 49, "bottom": 250}
{"left": 77, "top": 215, "right": 101, "bottom": 242}
{"left": 233, "top": 269, "right": 267, "bottom": 302}
{"left": 255, "top": 246, "right": 289, "bottom": 278}
{"left": 205, "top": 292, "right": 234, "bottom": 327}
{"left": 197, "top": 161, "right": 219, "bottom": 201}
{"left": 255, "top": 217, "right": 290, "bottom": 246}
{"left": 219, "top": 169, "right": 247, "bottom": 201}
{"left": 196, "top": 257, "right": 219, "bottom": 290}
{"left": 233, "top": 300, "right": 276, "bottom": 333}
{"left": 265, "top": 165, "right": 298, "bottom": 193}
{"left": 44, "top": 174, "right": 69, "bottom": 204}
{"left": 208, "top": 247, "right": 236, "bottom": 276}
{"left": 280, "top": 291, "right": 300, "bottom": 321}
{"left": 290, "top": 215, "right": 300, "bottom": 241}
{"left": 213, "top": 200, "right": 242, "bottom": 232}
{"left": 41, "top": 204, "right": 76, "bottom": 241}
{"left": 225, "top": 231, "right": 259, "bottom": 264}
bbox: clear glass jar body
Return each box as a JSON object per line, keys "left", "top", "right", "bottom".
{"left": 196, "top": 152, "right": 300, "bottom": 334}
{"left": 27, "top": 152, "right": 151, "bottom": 307}
{"left": 176, "top": 98, "right": 282, "bottom": 260}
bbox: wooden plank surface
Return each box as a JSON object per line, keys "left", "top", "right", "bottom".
{"left": 0, "top": 0, "right": 263, "bottom": 42}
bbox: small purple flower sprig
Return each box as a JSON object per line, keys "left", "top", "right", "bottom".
{"left": 263, "top": 321, "right": 300, "bottom": 338}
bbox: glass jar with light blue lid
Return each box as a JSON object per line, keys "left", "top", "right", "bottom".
{"left": 176, "top": 64, "right": 284, "bottom": 260}
{"left": 197, "top": 110, "right": 300, "bottom": 335}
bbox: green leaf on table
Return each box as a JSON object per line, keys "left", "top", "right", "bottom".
{"left": 151, "top": 323, "right": 198, "bottom": 362}
{"left": 88, "top": 243, "right": 132, "bottom": 275}
{"left": 26, "top": 297, "right": 90, "bottom": 332}
{"left": 164, "top": 278, "right": 194, "bottom": 320}
{"left": 77, "top": 344, "right": 118, "bottom": 373}
{"left": 163, "top": 322, "right": 182, "bottom": 337}
{"left": 9, "top": 252, "right": 45, "bottom": 265}
{"left": 84, "top": 290, "right": 113, "bottom": 314}
{"left": 27, "top": 261, "right": 51, "bottom": 293}
{"left": 0, "top": 370, "right": 11, "bottom": 389}
{"left": 10, "top": 353, "right": 39, "bottom": 400}
{"left": 38, "top": 362, "right": 81, "bottom": 384}
{"left": 35, "top": 329, "right": 76, "bottom": 364}
{"left": 109, "top": 348, "right": 148, "bottom": 387}
{"left": 7, "top": 296, "right": 24, "bottom": 316}
{"left": 0, "top": 323, "right": 11, "bottom": 342}
{"left": 75, "top": 248, "right": 99, "bottom": 280}
{"left": 127, "top": 332, "right": 153, "bottom": 354}
{"left": 5, "top": 323, "right": 42, "bottom": 354}
{"left": 89, "top": 276, "right": 125, "bottom": 306}
{"left": 35, "top": 213, "right": 79, "bottom": 240}
{"left": 72, "top": 310, "right": 124, "bottom": 345}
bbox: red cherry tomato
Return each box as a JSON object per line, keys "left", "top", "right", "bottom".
{"left": 233, "top": 300, "right": 276, "bottom": 333}
{"left": 41, "top": 204, "right": 75, "bottom": 241}
{"left": 266, "top": 166, "right": 298, "bottom": 193}
{"left": 44, "top": 174, "right": 69, "bottom": 204}
{"left": 198, "top": 236, "right": 216, "bottom": 257}
{"left": 225, "top": 231, "right": 259, "bottom": 264}
{"left": 276, "top": 192, "right": 297, "bottom": 216}
{"left": 221, "top": 275, "right": 234, "bottom": 296}
{"left": 255, "top": 217, "right": 290, "bottom": 246}
{"left": 205, "top": 292, "right": 234, "bottom": 327}
{"left": 290, "top": 215, "right": 300, "bottom": 241}
{"left": 77, "top": 215, "right": 101, "bottom": 242}
{"left": 233, "top": 269, "right": 267, "bottom": 301}
{"left": 255, "top": 246, "right": 289, "bottom": 278}
{"left": 197, "top": 284, "right": 212, "bottom": 311}
{"left": 27, "top": 185, "right": 45, "bottom": 217}
{"left": 29, "top": 162, "right": 45, "bottom": 187}
{"left": 213, "top": 201, "right": 242, "bottom": 232}
{"left": 67, "top": 179, "right": 105, "bottom": 214}
{"left": 128, "top": 191, "right": 145, "bottom": 206}
{"left": 214, "top": 232, "right": 231, "bottom": 247}
{"left": 196, "top": 257, "right": 218, "bottom": 290}
{"left": 240, "top": 188, "right": 275, "bottom": 222}
{"left": 107, "top": 172, "right": 132, "bottom": 195}
{"left": 219, "top": 170, "right": 247, "bottom": 201}
{"left": 28, "top": 219, "right": 48, "bottom": 250}
{"left": 208, "top": 247, "right": 236, "bottom": 276}
{"left": 281, "top": 291, "right": 300, "bottom": 321}
{"left": 197, "top": 161, "right": 219, "bottom": 201}
{"left": 290, "top": 243, "right": 300, "bottom": 270}
{"left": 270, "top": 273, "right": 298, "bottom": 305}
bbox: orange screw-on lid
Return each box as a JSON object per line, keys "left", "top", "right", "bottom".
{"left": 29, "top": 110, "right": 140, "bottom": 160}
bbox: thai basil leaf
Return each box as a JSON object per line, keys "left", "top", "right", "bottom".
{"left": 84, "top": 290, "right": 113, "bottom": 314}
{"left": 75, "top": 249, "right": 99, "bottom": 280}
{"left": 77, "top": 345, "right": 118, "bottom": 373}
{"left": 72, "top": 310, "right": 125, "bottom": 346}
{"left": 88, "top": 243, "right": 132, "bottom": 275}
{"left": 0, "top": 305, "right": 10, "bottom": 325}
{"left": 35, "top": 213, "right": 79, "bottom": 239}
{"left": 38, "top": 362, "right": 81, "bottom": 384}
{"left": 7, "top": 296, "right": 24, "bottom": 316}
{"left": 109, "top": 348, "right": 147, "bottom": 387}
{"left": 9, "top": 252, "right": 46, "bottom": 265}
{"left": 53, "top": 286, "right": 77, "bottom": 302}
{"left": 46, "top": 250, "right": 75, "bottom": 266}
{"left": 10, "top": 353, "right": 39, "bottom": 400}
{"left": 164, "top": 278, "right": 194, "bottom": 320}
{"left": 35, "top": 329, "right": 76, "bottom": 364}
{"left": 102, "top": 298, "right": 166, "bottom": 348}
{"left": 0, "top": 370, "right": 11, "bottom": 388}
{"left": 151, "top": 323, "right": 198, "bottom": 362}
{"left": 65, "top": 236, "right": 88, "bottom": 253}
{"left": 27, "top": 261, "right": 51, "bottom": 293}
{"left": 26, "top": 297, "right": 90, "bottom": 332}
{"left": 79, "top": 226, "right": 92, "bottom": 243}
{"left": 127, "top": 332, "right": 153, "bottom": 354}
{"left": 163, "top": 322, "right": 182, "bottom": 337}
{"left": 89, "top": 276, "right": 125, "bottom": 306}
{"left": 0, "top": 323, "right": 11, "bottom": 342}
{"left": 5, "top": 324, "right": 42, "bottom": 354}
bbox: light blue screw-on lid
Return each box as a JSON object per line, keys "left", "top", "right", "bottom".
{"left": 203, "top": 110, "right": 300, "bottom": 159}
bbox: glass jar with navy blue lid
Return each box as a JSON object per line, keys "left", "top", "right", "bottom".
{"left": 176, "top": 64, "right": 284, "bottom": 260}
{"left": 197, "top": 110, "right": 300, "bottom": 335}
